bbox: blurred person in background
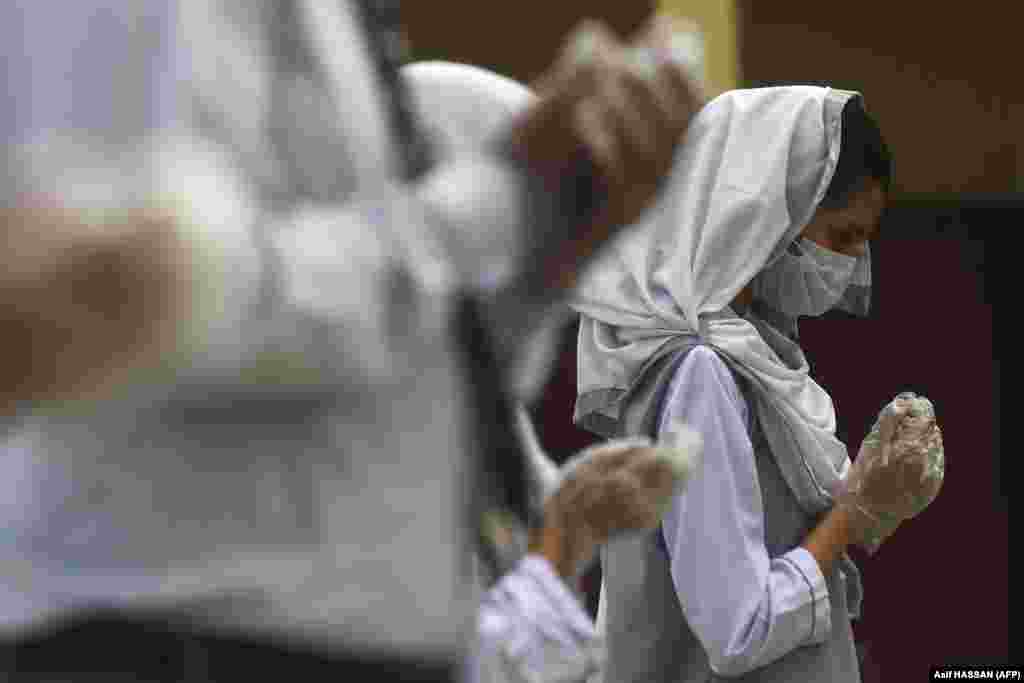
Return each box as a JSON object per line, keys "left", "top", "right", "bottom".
{"left": 1, "top": 1, "right": 702, "bottom": 681}
{"left": 404, "top": 58, "right": 707, "bottom": 683}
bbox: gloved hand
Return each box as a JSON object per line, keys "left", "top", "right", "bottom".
{"left": 528, "top": 418, "right": 701, "bottom": 580}
{"left": 838, "top": 392, "right": 944, "bottom": 555}
{"left": 507, "top": 15, "right": 705, "bottom": 290}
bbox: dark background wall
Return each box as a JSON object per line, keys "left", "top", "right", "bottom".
{"left": 404, "top": 1, "right": 656, "bottom": 84}
{"left": 736, "top": 3, "right": 1011, "bottom": 677}
{"left": 405, "top": 1, "right": 1010, "bottom": 677}
{"left": 738, "top": 0, "right": 1021, "bottom": 196}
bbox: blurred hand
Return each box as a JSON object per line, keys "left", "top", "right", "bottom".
{"left": 507, "top": 16, "right": 705, "bottom": 289}
{"left": 530, "top": 433, "right": 698, "bottom": 581}
{"left": 1, "top": 206, "right": 190, "bottom": 413}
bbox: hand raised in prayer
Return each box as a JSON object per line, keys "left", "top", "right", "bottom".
{"left": 838, "top": 392, "right": 945, "bottom": 554}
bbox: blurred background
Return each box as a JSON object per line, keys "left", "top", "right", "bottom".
{"left": 406, "top": 0, "right": 1012, "bottom": 679}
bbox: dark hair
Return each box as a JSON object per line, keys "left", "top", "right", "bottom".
{"left": 820, "top": 96, "right": 893, "bottom": 208}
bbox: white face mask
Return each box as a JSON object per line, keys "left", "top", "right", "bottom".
{"left": 752, "top": 238, "right": 858, "bottom": 317}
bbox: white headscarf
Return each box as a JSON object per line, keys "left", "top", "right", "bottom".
{"left": 574, "top": 86, "right": 868, "bottom": 516}
{"left": 402, "top": 60, "right": 535, "bottom": 159}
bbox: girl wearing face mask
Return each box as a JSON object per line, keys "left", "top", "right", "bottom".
{"left": 571, "top": 90, "right": 935, "bottom": 682}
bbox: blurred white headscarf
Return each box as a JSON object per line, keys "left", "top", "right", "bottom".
{"left": 402, "top": 60, "right": 535, "bottom": 158}
{"left": 403, "top": 60, "right": 572, "bottom": 406}
{"left": 574, "top": 86, "right": 868, "bottom": 517}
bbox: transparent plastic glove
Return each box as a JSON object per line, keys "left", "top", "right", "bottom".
{"left": 528, "top": 16, "right": 703, "bottom": 216}
{"left": 532, "top": 418, "right": 701, "bottom": 579}
{"left": 567, "top": 16, "right": 703, "bottom": 180}
{"left": 630, "top": 14, "right": 708, "bottom": 98}
{"left": 839, "top": 392, "right": 945, "bottom": 554}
